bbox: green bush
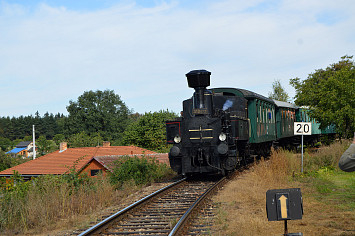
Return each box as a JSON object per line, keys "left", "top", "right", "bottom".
{"left": 0, "top": 151, "right": 29, "bottom": 172}
{"left": 109, "top": 155, "right": 173, "bottom": 187}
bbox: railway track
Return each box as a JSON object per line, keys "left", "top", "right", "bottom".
{"left": 79, "top": 176, "right": 227, "bottom": 236}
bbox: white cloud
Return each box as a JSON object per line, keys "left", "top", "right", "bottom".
{"left": 0, "top": 0, "right": 354, "bottom": 117}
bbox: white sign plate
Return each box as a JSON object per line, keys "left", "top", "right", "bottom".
{"left": 294, "top": 122, "right": 312, "bottom": 135}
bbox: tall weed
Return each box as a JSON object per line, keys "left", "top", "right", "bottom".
{"left": 0, "top": 172, "right": 115, "bottom": 233}
{"left": 255, "top": 149, "right": 297, "bottom": 186}
{"left": 304, "top": 140, "right": 351, "bottom": 172}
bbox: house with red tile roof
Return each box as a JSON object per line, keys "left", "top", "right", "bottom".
{"left": 0, "top": 142, "right": 168, "bottom": 180}
{"left": 79, "top": 153, "right": 169, "bottom": 177}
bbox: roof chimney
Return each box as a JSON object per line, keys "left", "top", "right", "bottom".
{"left": 103, "top": 141, "right": 110, "bottom": 147}
{"left": 59, "top": 142, "right": 67, "bottom": 152}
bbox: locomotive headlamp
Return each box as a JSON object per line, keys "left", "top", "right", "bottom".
{"left": 219, "top": 133, "right": 227, "bottom": 142}
{"left": 174, "top": 135, "right": 182, "bottom": 143}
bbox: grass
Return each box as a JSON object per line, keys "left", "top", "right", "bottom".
{"left": 213, "top": 140, "right": 355, "bottom": 236}
{"left": 303, "top": 168, "right": 355, "bottom": 211}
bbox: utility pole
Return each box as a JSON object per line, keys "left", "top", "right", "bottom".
{"left": 33, "top": 125, "right": 36, "bottom": 159}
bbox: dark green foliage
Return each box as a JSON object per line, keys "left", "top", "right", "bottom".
{"left": 0, "top": 137, "right": 12, "bottom": 152}
{"left": 109, "top": 156, "right": 172, "bottom": 187}
{"left": 0, "top": 113, "right": 64, "bottom": 141}
{"left": 64, "top": 90, "right": 130, "bottom": 141}
{"left": 290, "top": 55, "right": 355, "bottom": 137}
{"left": 268, "top": 79, "right": 290, "bottom": 102}
{"left": 122, "top": 110, "right": 178, "bottom": 152}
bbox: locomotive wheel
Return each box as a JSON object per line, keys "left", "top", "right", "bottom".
{"left": 223, "top": 156, "right": 237, "bottom": 171}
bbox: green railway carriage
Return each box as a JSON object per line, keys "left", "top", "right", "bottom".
{"left": 273, "top": 100, "right": 299, "bottom": 139}
{"left": 211, "top": 88, "right": 276, "bottom": 144}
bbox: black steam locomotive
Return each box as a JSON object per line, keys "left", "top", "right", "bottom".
{"left": 166, "top": 70, "right": 335, "bottom": 176}
{"left": 166, "top": 70, "right": 249, "bottom": 176}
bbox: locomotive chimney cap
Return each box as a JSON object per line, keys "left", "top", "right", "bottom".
{"left": 186, "top": 70, "right": 211, "bottom": 88}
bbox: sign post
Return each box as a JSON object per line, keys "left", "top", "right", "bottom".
{"left": 266, "top": 188, "right": 303, "bottom": 235}
{"left": 294, "top": 122, "right": 312, "bottom": 173}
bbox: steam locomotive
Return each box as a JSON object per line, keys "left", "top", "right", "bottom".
{"left": 166, "top": 70, "right": 335, "bottom": 176}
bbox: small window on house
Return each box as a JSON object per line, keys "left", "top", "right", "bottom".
{"left": 91, "top": 169, "right": 102, "bottom": 176}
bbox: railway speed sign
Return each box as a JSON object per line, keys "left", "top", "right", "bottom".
{"left": 294, "top": 122, "right": 312, "bottom": 135}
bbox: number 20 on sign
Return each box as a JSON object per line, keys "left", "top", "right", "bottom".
{"left": 294, "top": 122, "right": 312, "bottom": 135}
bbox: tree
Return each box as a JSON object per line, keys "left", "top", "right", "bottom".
{"left": 36, "top": 135, "right": 55, "bottom": 156}
{"left": 68, "top": 131, "right": 104, "bottom": 148}
{"left": 64, "top": 90, "right": 130, "bottom": 141}
{"left": 53, "top": 134, "right": 66, "bottom": 146}
{"left": 0, "top": 113, "right": 64, "bottom": 141}
{"left": 268, "top": 79, "right": 290, "bottom": 102}
{"left": 290, "top": 55, "right": 355, "bottom": 137}
{"left": 0, "top": 137, "right": 12, "bottom": 152}
{"left": 122, "top": 110, "right": 178, "bottom": 152}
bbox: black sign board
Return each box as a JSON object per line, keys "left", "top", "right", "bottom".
{"left": 266, "top": 188, "right": 303, "bottom": 221}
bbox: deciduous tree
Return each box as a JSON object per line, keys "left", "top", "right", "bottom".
{"left": 290, "top": 55, "right": 355, "bottom": 137}
{"left": 122, "top": 110, "right": 177, "bottom": 151}
{"left": 268, "top": 79, "right": 290, "bottom": 102}
{"left": 68, "top": 131, "right": 103, "bottom": 148}
{"left": 36, "top": 135, "right": 55, "bottom": 156}
{"left": 64, "top": 90, "right": 130, "bottom": 141}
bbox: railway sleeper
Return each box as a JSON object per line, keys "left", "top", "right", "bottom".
{"left": 105, "top": 229, "right": 171, "bottom": 235}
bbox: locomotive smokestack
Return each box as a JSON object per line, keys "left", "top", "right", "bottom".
{"left": 186, "top": 70, "right": 211, "bottom": 89}
{"left": 186, "top": 70, "right": 211, "bottom": 109}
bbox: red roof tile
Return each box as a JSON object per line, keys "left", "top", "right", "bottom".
{"left": 0, "top": 146, "right": 156, "bottom": 176}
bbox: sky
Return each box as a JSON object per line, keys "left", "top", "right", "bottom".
{"left": 1, "top": 0, "right": 355, "bottom": 117}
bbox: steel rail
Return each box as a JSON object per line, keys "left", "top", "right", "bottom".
{"left": 79, "top": 178, "right": 187, "bottom": 236}
{"left": 168, "top": 176, "right": 227, "bottom": 236}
